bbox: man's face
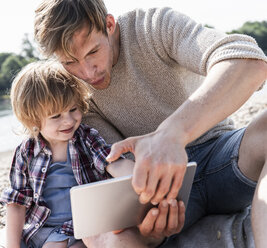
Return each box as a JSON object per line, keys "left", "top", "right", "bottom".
{"left": 56, "top": 26, "right": 115, "bottom": 90}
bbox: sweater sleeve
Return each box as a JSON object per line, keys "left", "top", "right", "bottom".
{"left": 82, "top": 99, "right": 124, "bottom": 144}
{"left": 138, "top": 7, "right": 267, "bottom": 75}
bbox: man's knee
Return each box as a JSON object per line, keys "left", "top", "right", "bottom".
{"left": 239, "top": 109, "right": 267, "bottom": 181}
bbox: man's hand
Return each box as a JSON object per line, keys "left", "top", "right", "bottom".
{"left": 106, "top": 130, "right": 188, "bottom": 204}
{"left": 139, "top": 199, "right": 185, "bottom": 239}
{"left": 112, "top": 199, "right": 185, "bottom": 244}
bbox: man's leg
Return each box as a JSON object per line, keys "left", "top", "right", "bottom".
{"left": 238, "top": 109, "right": 267, "bottom": 248}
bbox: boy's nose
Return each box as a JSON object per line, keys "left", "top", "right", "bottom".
{"left": 63, "top": 114, "right": 75, "bottom": 124}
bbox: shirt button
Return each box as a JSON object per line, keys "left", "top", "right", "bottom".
{"left": 35, "top": 223, "right": 40, "bottom": 229}
{"left": 41, "top": 167, "right": 47, "bottom": 173}
{"left": 34, "top": 193, "right": 39, "bottom": 198}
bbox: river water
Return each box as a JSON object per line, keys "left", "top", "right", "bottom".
{"left": 0, "top": 110, "right": 24, "bottom": 153}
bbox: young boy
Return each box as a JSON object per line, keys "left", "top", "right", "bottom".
{"left": 0, "top": 60, "right": 134, "bottom": 248}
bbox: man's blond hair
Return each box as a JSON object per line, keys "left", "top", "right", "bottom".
{"left": 11, "top": 60, "right": 90, "bottom": 137}
{"left": 34, "top": 0, "right": 108, "bottom": 57}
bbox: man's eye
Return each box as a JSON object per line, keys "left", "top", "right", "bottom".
{"left": 70, "top": 107, "right": 77, "bottom": 112}
{"left": 65, "top": 61, "right": 74, "bottom": 66}
{"left": 51, "top": 114, "right": 60, "bottom": 119}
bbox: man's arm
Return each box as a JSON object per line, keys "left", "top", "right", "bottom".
{"left": 107, "top": 58, "right": 267, "bottom": 204}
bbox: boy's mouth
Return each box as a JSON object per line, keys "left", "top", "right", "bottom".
{"left": 60, "top": 127, "right": 74, "bottom": 134}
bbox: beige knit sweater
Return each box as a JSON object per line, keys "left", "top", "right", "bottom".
{"left": 83, "top": 7, "right": 267, "bottom": 146}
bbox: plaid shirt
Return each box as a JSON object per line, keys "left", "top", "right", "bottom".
{"left": 0, "top": 124, "right": 112, "bottom": 244}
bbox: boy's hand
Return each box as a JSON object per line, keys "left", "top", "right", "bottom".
{"left": 112, "top": 229, "right": 126, "bottom": 234}
{"left": 106, "top": 159, "right": 134, "bottom": 178}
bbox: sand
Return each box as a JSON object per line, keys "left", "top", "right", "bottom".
{"left": 0, "top": 151, "right": 13, "bottom": 228}
{"left": 0, "top": 92, "right": 266, "bottom": 230}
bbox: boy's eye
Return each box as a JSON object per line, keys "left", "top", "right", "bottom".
{"left": 51, "top": 114, "right": 61, "bottom": 119}
{"left": 70, "top": 107, "right": 77, "bottom": 112}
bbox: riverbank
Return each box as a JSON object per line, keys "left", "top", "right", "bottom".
{"left": 0, "top": 91, "right": 266, "bottom": 229}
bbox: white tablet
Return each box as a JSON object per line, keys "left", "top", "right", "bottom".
{"left": 70, "top": 162, "right": 197, "bottom": 239}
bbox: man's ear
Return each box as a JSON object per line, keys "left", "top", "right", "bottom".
{"left": 106, "top": 14, "right": 116, "bottom": 35}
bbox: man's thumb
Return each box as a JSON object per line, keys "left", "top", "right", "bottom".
{"left": 106, "top": 138, "right": 135, "bottom": 162}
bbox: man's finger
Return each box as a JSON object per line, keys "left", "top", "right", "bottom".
{"left": 165, "top": 199, "right": 178, "bottom": 236}
{"left": 165, "top": 200, "right": 185, "bottom": 236}
{"left": 106, "top": 137, "right": 136, "bottom": 162}
{"left": 150, "top": 174, "right": 172, "bottom": 205}
{"left": 139, "top": 168, "right": 161, "bottom": 204}
{"left": 132, "top": 159, "right": 149, "bottom": 195}
{"left": 153, "top": 200, "right": 168, "bottom": 235}
{"left": 176, "top": 201, "right": 185, "bottom": 233}
{"left": 166, "top": 169, "right": 185, "bottom": 201}
{"left": 138, "top": 208, "right": 159, "bottom": 236}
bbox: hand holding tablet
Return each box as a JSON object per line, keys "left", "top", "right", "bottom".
{"left": 70, "top": 162, "right": 196, "bottom": 239}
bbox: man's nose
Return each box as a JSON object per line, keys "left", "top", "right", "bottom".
{"left": 79, "top": 60, "right": 96, "bottom": 81}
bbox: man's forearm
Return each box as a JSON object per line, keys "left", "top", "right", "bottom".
{"left": 157, "top": 58, "right": 267, "bottom": 146}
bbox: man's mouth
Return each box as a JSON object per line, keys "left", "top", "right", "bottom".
{"left": 90, "top": 76, "right": 105, "bottom": 86}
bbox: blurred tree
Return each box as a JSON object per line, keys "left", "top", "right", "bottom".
{"left": 0, "top": 33, "right": 40, "bottom": 95}
{"left": 21, "top": 33, "right": 40, "bottom": 60}
{"left": 0, "top": 53, "right": 11, "bottom": 68}
{"left": 229, "top": 21, "right": 267, "bottom": 55}
{"left": 0, "top": 55, "right": 28, "bottom": 94}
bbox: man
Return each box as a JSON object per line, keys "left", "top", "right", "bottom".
{"left": 34, "top": 0, "right": 267, "bottom": 247}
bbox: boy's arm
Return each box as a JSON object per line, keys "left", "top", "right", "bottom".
{"left": 6, "top": 203, "right": 26, "bottom": 248}
{"left": 106, "top": 159, "right": 134, "bottom": 178}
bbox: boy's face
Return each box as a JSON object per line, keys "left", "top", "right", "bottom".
{"left": 56, "top": 16, "right": 117, "bottom": 90}
{"left": 40, "top": 103, "right": 82, "bottom": 145}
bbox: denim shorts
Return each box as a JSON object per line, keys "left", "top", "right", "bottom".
{"left": 184, "top": 127, "right": 256, "bottom": 229}
{"left": 160, "top": 128, "right": 257, "bottom": 247}
{"left": 21, "top": 226, "right": 78, "bottom": 248}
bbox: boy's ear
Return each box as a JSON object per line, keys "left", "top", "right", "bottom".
{"left": 106, "top": 14, "right": 116, "bottom": 35}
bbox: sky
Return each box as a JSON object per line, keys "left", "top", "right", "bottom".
{"left": 0, "top": 0, "right": 267, "bottom": 54}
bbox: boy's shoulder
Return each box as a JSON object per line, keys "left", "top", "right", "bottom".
{"left": 17, "top": 137, "right": 35, "bottom": 153}
{"left": 16, "top": 135, "right": 47, "bottom": 159}
{"left": 76, "top": 124, "right": 103, "bottom": 140}
{"left": 75, "top": 124, "right": 109, "bottom": 150}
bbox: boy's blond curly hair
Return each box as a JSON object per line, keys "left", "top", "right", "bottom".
{"left": 11, "top": 60, "right": 90, "bottom": 137}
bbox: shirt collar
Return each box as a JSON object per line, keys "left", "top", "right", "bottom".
{"left": 33, "top": 135, "right": 51, "bottom": 157}
{"left": 33, "top": 126, "right": 83, "bottom": 157}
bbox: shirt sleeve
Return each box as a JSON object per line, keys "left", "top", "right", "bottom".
{"left": 86, "top": 128, "right": 112, "bottom": 174}
{"left": 86, "top": 127, "right": 126, "bottom": 175}
{"left": 0, "top": 145, "right": 33, "bottom": 208}
{"left": 140, "top": 8, "right": 267, "bottom": 75}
